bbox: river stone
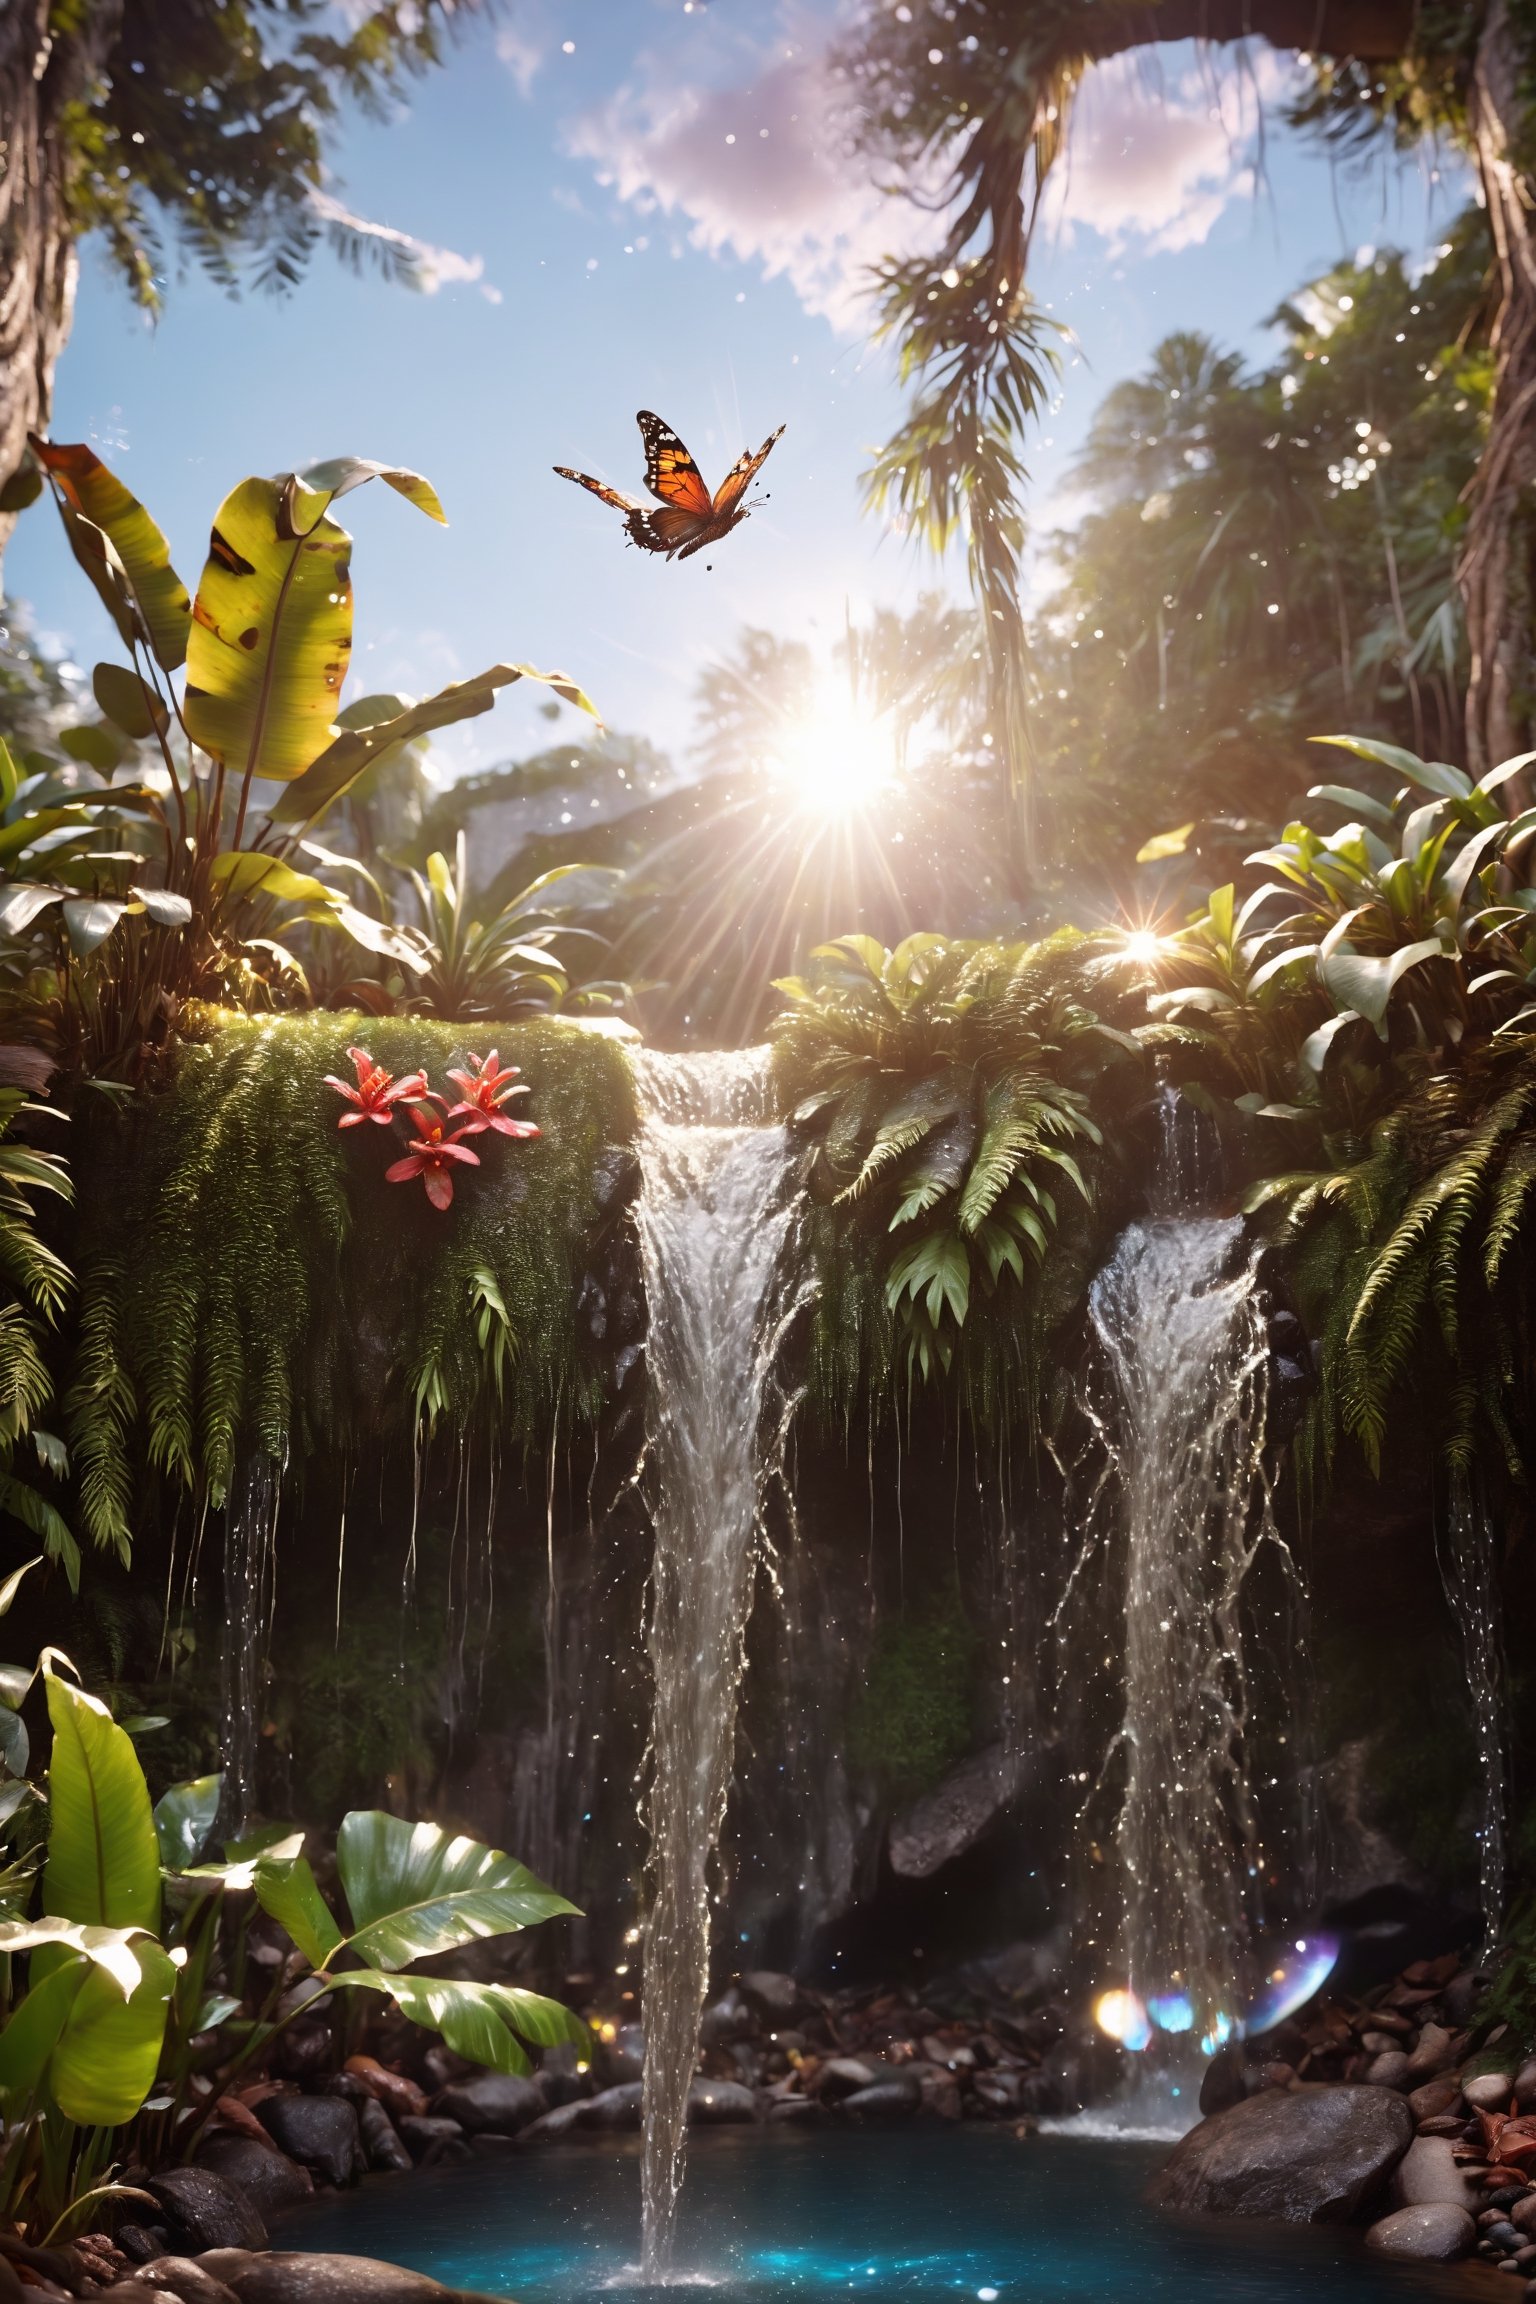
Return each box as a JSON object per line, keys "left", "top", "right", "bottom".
{"left": 1365, "top": 2051, "right": 1413, "bottom": 2091}
{"left": 255, "top": 2098, "right": 362, "bottom": 2188}
{"left": 397, "top": 2116, "right": 468, "bottom": 2165}
{"left": 1408, "top": 2077, "right": 1462, "bottom": 2124}
{"left": 1146, "top": 2084, "right": 1412, "bottom": 2222}
{"left": 1366, "top": 2205, "right": 1477, "bottom": 2261}
{"left": 195, "top": 2139, "right": 312, "bottom": 2220}
{"left": 840, "top": 2075, "right": 922, "bottom": 2119}
{"left": 1406, "top": 2025, "right": 1458, "bottom": 2081}
{"left": 199, "top": 2252, "right": 498, "bottom": 2304}
{"left": 1388, "top": 2133, "right": 1481, "bottom": 2210}
{"left": 887, "top": 1743, "right": 1027, "bottom": 1879}
{"left": 1467, "top": 2073, "right": 1516, "bottom": 2113}
{"left": 433, "top": 2074, "right": 543, "bottom": 2135}
{"left": 686, "top": 2078, "right": 758, "bottom": 2124}
{"left": 584, "top": 2082, "right": 644, "bottom": 2130}
{"left": 1515, "top": 2059, "right": 1536, "bottom": 2110}
{"left": 146, "top": 2171, "right": 267, "bottom": 2255}
{"left": 737, "top": 1972, "right": 803, "bottom": 2021}
{"left": 815, "top": 2058, "right": 882, "bottom": 2101}
{"left": 357, "top": 2097, "right": 412, "bottom": 2174}
{"left": 137, "top": 2260, "right": 244, "bottom": 2304}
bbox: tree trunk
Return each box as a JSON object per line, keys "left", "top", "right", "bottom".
{"left": 0, "top": 0, "right": 122, "bottom": 584}
{"left": 1460, "top": 0, "right": 1536, "bottom": 775}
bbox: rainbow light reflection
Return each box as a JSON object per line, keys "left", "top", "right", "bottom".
{"left": 1146, "top": 1991, "right": 1195, "bottom": 2035}
{"left": 1243, "top": 1934, "right": 1341, "bottom": 2037}
{"left": 1094, "top": 1989, "right": 1152, "bottom": 2053}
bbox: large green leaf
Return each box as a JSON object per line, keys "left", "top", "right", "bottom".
{"left": 0, "top": 1953, "right": 87, "bottom": 2101}
{"left": 93, "top": 662, "right": 171, "bottom": 741}
{"left": 184, "top": 477, "right": 352, "bottom": 782}
{"left": 252, "top": 1852, "right": 343, "bottom": 1970}
{"left": 43, "top": 1669, "right": 161, "bottom": 1933}
{"left": 31, "top": 439, "right": 191, "bottom": 670}
{"left": 270, "top": 664, "right": 601, "bottom": 825}
{"left": 46, "top": 1936, "right": 175, "bottom": 2125}
{"left": 153, "top": 1775, "right": 223, "bottom": 1871}
{"left": 1310, "top": 733, "right": 1472, "bottom": 801}
{"left": 339, "top": 1971, "right": 584, "bottom": 2075}
{"left": 335, "top": 1811, "right": 579, "bottom": 1973}
{"left": 1318, "top": 937, "right": 1445, "bottom": 1034}
{"left": 0, "top": 1917, "right": 156, "bottom": 1997}
{"left": 208, "top": 852, "right": 337, "bottom": 907}
{"left": 299, "top": 458, "right": 448, "bottom": 524}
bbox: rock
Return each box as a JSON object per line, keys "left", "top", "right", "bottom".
{"left": 599, "top": 2024, "right": 645, "bottom": 2084}
{"left": 840, "top": 2076, "right": 921, "bottom": 2119}
{"left": 584, "top": 2082, "right": 643, "bottom": 2131}
{"left": 1365, "top": 2205, "right": 1476, "bottom": 2261}
{"left": 421, "top": 2048, "right": 474, "bottom": 2093}
{"left": 1515, "top": 2059, "right": 1536, "bottom": 2110}
{"left": 433, "top": 2074, "right": 543, "bottom": 2136}
{"left": 700, "top": 1989, "right": 752, "bottom": 2047}
{"left": 1365, "top": 2051, "right": 1413, "bottom": 2091}
{"left": 357, "top": 2098, "right": 412, "bottom": 2174}
{"left": 767, "top": 2097, "right": 824, "bottom": 2123}
{"left": 255, "top": 2098, "right": 362, "bottom": 2189}
{"left": 1391, "top": 2135, "right": 1482, "bottom": 2211}
{"left": 195, "top": 2140, "right": 312, "bottom": 2220}
{"left": 137, "top": 2259, "right": 243, "bottom": 2304}
{"left": 146, "top": 2171, "right": 267, "bottom": 2255}
{"left": 201, "top": 2252, "right": 494, "bottom": 2304}
{"left": 271, "top": 2024, "right": 334, "bottom": 2083}
{"left": 1406, "top": 2024, "right": 1458, "bottom": 2081}
{"left": 1442, "top": 1973, "right": 1483, "bottom": 2027}
{"left": 118, "top": 2228, "right": 173, "bottom": 2265}
{"left": 887, "top": 1743, "right": 1029, "bottom": 1879}
{"left": 516, "top": 2101, "right": 588, "bottom": 2144}
{"left": 536, "top": 2066, "right": 589, "bottom": 2112}
{"left": 1489, "top": 2221, "right": 1523, "bottom": 2250}
{"left": 1468, "top": 2073, "right": 1517, "bottom": 2114}
{"left": 342, "top": 2058, "right": 427, "bottom": 2122}
{"left": 1147, "top": 2084, "right": 1413, "bottom": 2223}
{"left": 397, "top": 2116, "right": 467, "bottom": 2165}
{"left": 736, "top": 1972, "right": 802, "bottom": 2022}
{"left": 814, "top": 2057, "right": 881, "bottom": 2102}
{"left": 1408, "top": 2077, "right": 1462, "bottom": 2124}
{"left": 971, "top": 2071, "right": 1022, "bottom": 2116}
{"left": 1513, "top": 2196, "right": 1536, "bottom": 2238}
{"left": 686, "top": 2078, "right": 757, "bottom": 2124}
{"left": 1199, "top": 2046, "right": 1249, "bottom": 2119}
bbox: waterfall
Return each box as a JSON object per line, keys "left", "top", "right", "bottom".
{"left": 218, "top": 1453, "right": 281, "bottom": 1839}
{"left": 1441, "top": 1475, "right": 1506, "bottom": 1961}
{"left": 630, "top": 1047, "right": 807, "bottom": 2280}
{"left": 1066, "top": 1095, "right": 1293, "bottom": 2056}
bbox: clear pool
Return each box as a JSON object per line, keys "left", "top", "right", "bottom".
{"left": 273, "top": 2127, "right": 1471, "bottom": 2302}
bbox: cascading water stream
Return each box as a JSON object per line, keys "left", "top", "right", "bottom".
{"left": 1441, "top": 1475, "right": 1506, "bottom": 1961}
{"left": 1063, "top": 1095, "right": 1296, "bottom": 2077}
{"left": 218, "top": 1453, "right": 281, "bottom": 1839}
{"left": 630, "top": 1047, "right": 807, "bottom": 2281}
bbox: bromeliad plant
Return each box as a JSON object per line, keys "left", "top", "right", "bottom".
{"left": 326, "top": 1045, "right": 539, "bottom": 1211}
{"left": 0, "top": 1648, "right": 586, "bottom": 2242}
{"left": 0, "top": 441, "right": 596, "bottom": 1077}
{"left": 772, "top": 930, "right": 1141, "bottom": 1391}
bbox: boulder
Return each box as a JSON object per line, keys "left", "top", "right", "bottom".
{"left": 1366, "top": 2205, "right": 1476, "bottom": 2261}
{"left": 1465, "top": 2073, "right": 1516, "bottom": 2114}
{"left": 254, "top": 2099, "right": 362, "bottom": 2189}
{"left": 840, "top": 2075, "right": 922, "bottom": 2119}
{"left": 145, "top": 2171, "right": 266, "bottom": 2255}
{"left": 397, "top": 2116, "right": 468, "bottom": 2166}
{"left": 432, "top": 2074, "right": 543, "bottom": 2136}
{"left": 1147, "top": 2085, "right": 1413, "bottom": 2223}
{"left": 887, "top": 1744, "right": 1027, "bottom": 1879}
{"left": 194, "top": 2140, "right": 312, "bottom": 2221}
{"left": 199, "top": 2253, "right": 497, "bottom": 2304}
{"left": 583, "top": 2082, "right": 643, "bottom": 2130}
{"left": 517, "top": 2100, "right": 588, "bottom": 2144}
{"left": 686, "top": 2078, "right": 757, "bottom": 2124}
{"left": 137, "top": 2259, "right": 244, "bottom": 2304}
{"left": 357, "top": 2098, "right": 412, "bottom": 2174}
{"left": 1391, "top": 2134, "right": 1482, "bottom": 2211}
{"left": 814, "top": 2058, "right": 881, "bottom": 2102}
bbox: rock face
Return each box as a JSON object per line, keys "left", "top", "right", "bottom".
{"left": 1365, "top": 2205, "right": 1476, "bottom": 2261}
{"left": 887, "top": 1744, "right": 1028, "bottom": 1879}
{"left": 255, "top": 2098, "right": 363, "bottom": 2188}
{"left": 145, "top": 2170, "right": 267, "bottom": 2254}
{"left": 1147, "top": 2086, "right": 1413, "bottom": 2223}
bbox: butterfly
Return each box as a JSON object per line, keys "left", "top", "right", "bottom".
{"left": 555, "top": 410, "right": 784, "bottom": 561}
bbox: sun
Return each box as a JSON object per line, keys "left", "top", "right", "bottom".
{"left": 770, "top": 689, "right": 899, "bottom": 817}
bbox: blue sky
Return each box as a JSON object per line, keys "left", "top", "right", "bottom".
{"left": 7, "top": 0, "right": 1464, "bottom": 779}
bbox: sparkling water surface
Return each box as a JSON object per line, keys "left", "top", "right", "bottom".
{"left": 273, "top": 2127, "right": 1467, "bottom": 2302}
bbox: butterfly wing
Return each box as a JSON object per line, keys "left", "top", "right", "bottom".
{"left": 711, "top": 424, "right": 785, "bottom": 519}
{"left": 554, "top": 465, "right": 646, "bottom": 514}
{"left": 624, "top": 505, "right": 709, "bottom": 556}
{"left": 636, "top": 412, "right": 715, "bottom": 519}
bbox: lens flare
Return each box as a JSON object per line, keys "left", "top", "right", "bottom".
{"left": 1121, "top": 929, "right": 1165, "bottom": 965}
{"left": 771, "top": 691, "right": 898, "bottom": 817}
{"left": 1199, "top": 2011, "right": 1234, "bottom": 2057}
{"left": 1094, "top": 1988, "right": 1152, "bottom": 2052}
{"left": 1147, "top": 1991, "right": 1195, "bottom": 2035}
{"left": 1242, "top": 1934, "right": 1340, "bottom": 2037}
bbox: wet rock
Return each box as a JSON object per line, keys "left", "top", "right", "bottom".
{"left": 971, "top": 2071, "right": 1022, "bottom": 2116}
{"left": 686, "top": 2078, "right": 758, "bottom": 2124}
{"left": 342, "top": 2058, "right": 427, "bottom": 2122}
{"left": 536, "top": 2065, "right": 589, "bottom": 2112}
{"left": 737, "top": 1972, "right": 803, "bottom": 2022}
{"left": 887, "top": 1744, "right": 1028, "bottom": 1880}
{"left": 1488, "top": 2221, "right": 1524, "bottom": 2251}
{"left": 1512, "top": 2196, "right": 1536, "bottom": 2238}
{"left": 1467, "top": 2073, "right": 1516, "bottom": 2113}
{"left": 599, "top": 2023, "right": 646, "bottom": 2084}
{"left": 840, "top": 2075, "right": 921, "bottom": 2120}
{"left": 146, "top": 2170, "right": 267, "bottom": 2255}
{"left": 814, "top": 2058, "right": 881, "bottom": 2102}
{"left": 357, "top": 2098, "right": 413, "bottom": 2174}
{"left": 1147, "top": 2084, "right": 1413, "bottom": 2223}
{"left": 255, "top": 2098, "right": 362, "bottom": 2188}
{"left": 137, "top": 2259, "right": 244, "bottom": 2304}
{"left": 1199, "top": 2046, "right": 1248, "bottom": 2119}
{"left": 1515, "top": 2058, "right": 1536, "bottom": 2110}
{"left": 1366, "top": 2205, "right": 1476, "bottom": 2261}
{"left": 397, "top": 2116, "right": 469, "bottom": 2166}
{"left": 1405, "top": 2025, "right": 1457, "bottom": 2081}
{"left": 700, "top": 1988, "right": 753, "bottom": 2047}
{"left": 200, "top": 2252, "right": 497, "bottom": 2304}
{"left": 433, "top": 2074, "right": 543, "bottom": 2136}
{"left": 516, "top": 2101, "right": 588, "bottom": 2144}
{"left": 584, "top": 2082, "right": 644, "bottom": 2130}
{"left": 194, "top": 2139, "right": 312, "bottom": 2220}
{"left": 1390, "top": 2133, "right": 1482, "bottom": 2211}
{"left": 271, "top": 2024, "right": 334, "bottom": 2083}
{"left": 1365, "top": 2051, "right": 1413, "bottom": 2091}
{"left": 118, "top": 2228, "right": 174, "bottom": 2266}
{"left": 766, "top": 2097, "right": 825, "bottom": 2123}
{"left": 1408, "top": 2077, "right": 1462, "bottom": 2124}
{"left": 1441, "top": 1973, "right": 1483, "bottom": 2027}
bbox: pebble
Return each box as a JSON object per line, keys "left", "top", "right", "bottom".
{"left": 1365, "top": 2205, "right": 1476, "bottom": 2261}
{"left": 1365, "top": 2051, "right": 1413, "bottom": 2090}
{"left": 1466, "top": 2073, "right": 1516, "bottom": 2113}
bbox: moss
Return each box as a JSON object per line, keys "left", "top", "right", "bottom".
{"left": 67, "top": 1013, "right": 637, "bottom": 1549}
{"left": 849, "top": 1595, "right": 978, "bottom": 1798}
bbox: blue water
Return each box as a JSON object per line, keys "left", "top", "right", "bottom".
{"left": 274, "top": 2128, "right": 1471, "bottom": 2302}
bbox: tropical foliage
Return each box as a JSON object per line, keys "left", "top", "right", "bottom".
{"left": 0, "top": 1088, "right": 74, "bottom": 1580}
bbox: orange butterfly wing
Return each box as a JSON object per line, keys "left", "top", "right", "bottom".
{"left": 636, "top": 411, "right": 715, "bottom": 521}
{"left": 553, "top": 465, "right": 645, "bottom": 514}
{"left": 712, "top": 424, "right": 785, "bottom": 519}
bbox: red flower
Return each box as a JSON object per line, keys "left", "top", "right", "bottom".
{"left": 445, "top": 1049, "right": 541, "bottom": 1142}
{"left": 385, "top": 1104, "right": 482, "bottom": 1211}
{"left": 325, "top": 1046, "right": 427, "bottom": 1129}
